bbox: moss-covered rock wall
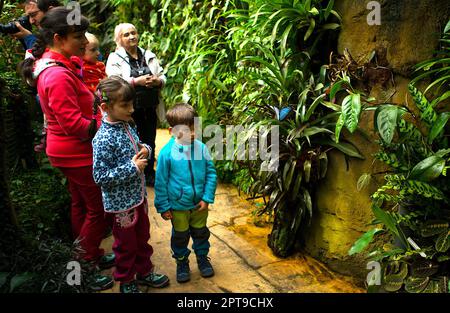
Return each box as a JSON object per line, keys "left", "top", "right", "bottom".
{"left": 304, "top": 0, "right": 450, "bottom": 280}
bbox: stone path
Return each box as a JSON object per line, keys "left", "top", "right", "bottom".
{"left": 101, "top": 129, "right": 364, "bottom": 293}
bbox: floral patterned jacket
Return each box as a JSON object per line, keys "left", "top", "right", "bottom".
{"left": 93, "top": 118, "right": 151, "bottom": 213}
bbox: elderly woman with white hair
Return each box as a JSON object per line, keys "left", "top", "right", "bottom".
{"left": 105, "top": 23, "right": 166, "bottom": 186}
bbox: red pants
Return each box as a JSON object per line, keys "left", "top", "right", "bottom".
{"left": 110, "top": 201, "right": 154, "bottom": 283}
{"left": 59, "top": 166, "right": 107, "bottom": 261}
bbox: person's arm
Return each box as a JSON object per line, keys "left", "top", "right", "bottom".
{"left": 106, "top": 51, "right": 148, "bottom": 87}
{"left": 147, "top": 51, "right": 166, "bottom": 87}
{"left": 154, "top": 151, "right": 172, "bottom": 213}
{"left": 43, "top": 69, "right": 93, "bottom": 140}
{"left": 92, "top": 135, "right": 141, "bottom": 187}
{"left": 201, "top": 145, "right": 217, "bottom": 204}
{"left": 23, "top": 34, "right": 36, "bottom": 50}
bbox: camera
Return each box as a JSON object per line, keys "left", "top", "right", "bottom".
{"left": 0, "top": 15, "right": 32, "bottom": 35}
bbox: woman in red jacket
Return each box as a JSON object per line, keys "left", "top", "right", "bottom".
{"left": 21, "top": 7, "right": 113, "bottom": 291}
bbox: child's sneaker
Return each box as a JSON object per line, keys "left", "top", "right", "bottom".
{"left": 87, "top": 274, "right": 114, "bottom": 291}
{"left": 98, "top": 252, "right": 115, "bottom": 270}
{"left": 136, "top": 271, "right": 170, "bottom": 288}
{"left": 120, "top": 281, "right": 142, "bottom": 293}
{"left": 197, "top": 255, "right": 214, "bottom": 278}
{"left": 176, "top": 258, "right": 190, "bottom": 283}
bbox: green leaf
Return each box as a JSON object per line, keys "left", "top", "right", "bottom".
{"left": 324, "top": 0, "right": 335, "bottom": 19}
{"left": 304, "top": 189, "right": 312, "bottom": 219}
{"left": 405, "top": 276, "right": 430, "bottom": 293}
{"left": 357, "top": 173, "right": 372, "bottom": 191}
{"left": 304, "top": 160, "right": 311, "bottom": 183}
{"left": 0, "top": 273, "right": 8, "bottom": 288}
{"left": 304, "top": 18, "right": 316, "bottom": 41}
{"left": 420, "top": 220, "right": 449, "bottom": 237}
{"left": 444, "top": 19, "right": 450, "bottom": 34}
{"left": 10, "top": 273, "right": 33, "bottom": 293}
{"left": 321, "top": 23, "right": 340, "bottom": 30}
{"left": 320, "top": 140, "right": 365, "bottom": 159}
{"left": 435, "top": 231, "right": 450, "bottom": 252}
{"left": 428, "top": 112, "right": 450, "bottom": 144}
{"left": 335, "top": 114, "right": 345, "bottom": 143}
{"left": 329, "top": 78, "right": 350, "bottom": 101}
{"left": 375, "top": 105, "right": 398, "bottom": 144}
{"left": 348, "top": 228, "right": 383, "bottom": 255}
{"left": 409, "top": 156, "right": 445, "bottom": 182}
{"left": 342, "top": 93, "right": 361, "bottom": 133}
{"left": 291, "top": 172, "right": 303, "bottom": 201}
{"left": 372, "top": 206, "right": 401, "bottom": 240}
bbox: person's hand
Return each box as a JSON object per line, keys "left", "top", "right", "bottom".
{"left": 197, "top": 200, "right": 209, "bottom": 212}
{"left": 133, "top": 74, "right": 150, "bottom": 87}
{"left": 11, "top": 22, "right": 32, "bottom": 40}
{"left": 161, "top": 210, "right": 173, "bottom": 220}
{"left": 145, "top": 75, "right": 162, "bottom": 88}
{"left": 132, "top": 154, "right": 148, "bottom": 173}
{"left": 136, "top": 144, "right": 149, "bottom": 159}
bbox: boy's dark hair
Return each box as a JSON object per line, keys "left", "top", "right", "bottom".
{"left": 89, "top": 76, "right": 136, "bottom": 137}
{"left": 20, "top": 7, "right": 90, "bottom": 85}
{"left": 166, "top": 103, "right": 197, "bottom": 127}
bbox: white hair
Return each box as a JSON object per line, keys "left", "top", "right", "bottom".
{"left": 114, "top": 23, "right": 137, "bottom": 49}
{"left": 85, "top": 32, "right": 99, "bottom": 45}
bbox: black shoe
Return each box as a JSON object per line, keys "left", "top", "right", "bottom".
{"left": 120, "top": 280, "right": 142, "bottom": 293}
{"left": 176, "top": 258, "right": 190, "bottom": 283}
{"left": 98, "top": 252, "right": 115, "bottom": 270}
{"left": 197, "top": 255, "right": 214, "bottom": 278}
{"left": 87, "top": 274, "right": 114, "bottom": 291}
{"left": 136, "top": 271, "right": 170, "bottom": 288}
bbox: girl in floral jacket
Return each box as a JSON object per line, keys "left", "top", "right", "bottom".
{"left": 92, "top": 76, "right": 169, "bottom": 293}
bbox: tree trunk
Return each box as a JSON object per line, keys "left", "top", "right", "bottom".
{"left": 0, "top": 78, "right": 19, "bottom": 230}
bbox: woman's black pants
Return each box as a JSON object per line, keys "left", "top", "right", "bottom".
{"left": 132, "top": 106, "right": 157, "bottom": 180}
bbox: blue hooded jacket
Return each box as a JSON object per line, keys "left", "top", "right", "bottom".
{"left": 154, "top": 137, "right": 217, "bottom": 213}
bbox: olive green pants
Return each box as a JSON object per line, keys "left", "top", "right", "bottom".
{"left": 171, "top": 209, "right": 210, "bottom": 260}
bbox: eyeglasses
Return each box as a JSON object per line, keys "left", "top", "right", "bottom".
{"left": 27, "top": 10, "right": 40, "bottom": 19}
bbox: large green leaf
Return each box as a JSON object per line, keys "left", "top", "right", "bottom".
{"left": 342, "top": 93, "right": 361, "bottom": 133}
{"left": 348, "top": 228, "right": 383, "bottom": 255}
{"left": 10, "top": 273, "right": 33, "bottom": 293}
{"left": 320, "top": 139, "right": 365, "bottom": 159}
{"left": 428, "top": 112, "right": 450, "bottom": 144}
{"left": 372, "top": 206, "right": 402, "bottom": 241}
{"left": 409, "top": 156, "right": 446, "bottom": 182}
{"left": 375, "top": 105, "right": 398, "bottom": 144}
{"left": 329, "top": 77, "right": 350, "bottom": 101}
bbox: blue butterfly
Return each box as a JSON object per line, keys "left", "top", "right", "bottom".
{"left": 273, "top": 106, "right": 292, "bottom": 121}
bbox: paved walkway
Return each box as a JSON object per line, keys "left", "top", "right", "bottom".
{"left": 101, "top": 129, "right": 364, "bottom": 293}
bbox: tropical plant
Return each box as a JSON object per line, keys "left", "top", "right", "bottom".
{"left": 352, "top": 85, "right": 450, "bottom": 293}
{"left": 411, "top": 20, "right": 450, "bottom": 103}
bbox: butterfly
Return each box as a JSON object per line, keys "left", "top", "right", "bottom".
{"left": 272, "top": 106, "right": 292, "bottom": 121}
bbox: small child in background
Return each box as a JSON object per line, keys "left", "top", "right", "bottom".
{"left": 154, "top": 103, "right": 217, "bottom": 283}
{"left": 92, "top": 76, "right": 169, "bottom": 293}
{"left": 82, "top": 32, "right": 107, "bottom": 93}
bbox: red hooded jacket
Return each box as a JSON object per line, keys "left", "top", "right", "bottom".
{"left": 34, "top": 50, "right": 102, "bottom": 168}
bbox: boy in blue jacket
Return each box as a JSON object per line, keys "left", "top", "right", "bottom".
{"left": 155, "top": 103, "right": 217, "bottom": 283}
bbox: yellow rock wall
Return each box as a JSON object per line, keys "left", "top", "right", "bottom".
{"left": 304, "top": 0, "right": 450, "bottom": 280}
